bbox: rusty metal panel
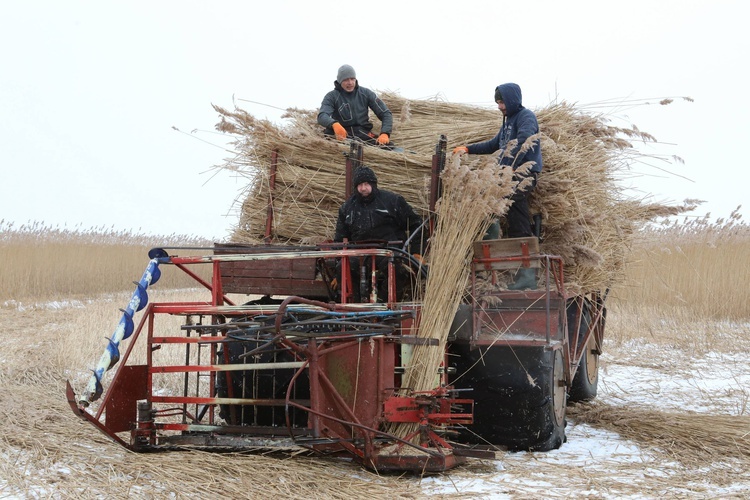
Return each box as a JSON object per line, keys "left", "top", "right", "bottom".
{"left": 478, "top": 308, "right": 564, "bottom": 342}
{"left": 318, "top": 339, "right": 395, "bottom": 434}
{"left": 105, "top": 365, "right": 148, "bottom": 433}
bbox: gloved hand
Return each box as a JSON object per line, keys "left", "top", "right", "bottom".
{"left": 330, "top": 278, "right": 338, "bottom": 291}
{"left": 412, "top": 253, "right": 425, "bottom": 265}
{"left": 332, "top": 122, "right": 347, "bottom": 141}
{"left": 377, "top": 133, "right": 390, "bottom": 145}
{"left": 453, "top": 146, "right": 468, "bottom": 155}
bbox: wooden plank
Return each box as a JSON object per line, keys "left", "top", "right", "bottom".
{"left": 473, "top": 237, "right": 540, "bottom": 270}
{"left": 222, "top": 278, "right": 329, "bottom": 296}
{"left": 221, "top": 260, "right": 318, "bottom": 280}
{"left": 214, "top": 244, "right": 327, "bottom": 296}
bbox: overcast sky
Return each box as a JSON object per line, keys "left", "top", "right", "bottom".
{"left": 2, "top": 1, "right": 747, "bottom": 240}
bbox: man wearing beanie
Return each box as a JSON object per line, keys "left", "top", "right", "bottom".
{"left": 334, "top": 165, "right": 426, "bottom": 301}
{"left": 317, "top": 64, "right": 395, "bottom": 147}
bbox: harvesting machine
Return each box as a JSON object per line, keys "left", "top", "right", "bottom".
{"left": 66, "top": 139, "right": 607, "bottom": 473}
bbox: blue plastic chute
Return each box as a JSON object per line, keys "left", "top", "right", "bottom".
{"left": 80, "top": 257, "right": 163, "bottom": 405}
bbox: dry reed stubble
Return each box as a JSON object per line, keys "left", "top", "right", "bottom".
{"left": 4, "top": 287, "right": 749, "bottom": 496}
{"left": 0, "top": 298, "right": 436, "bottom": 499}
{"left": 607, "top": 294, "right": 750, "bottom": 356}
{"left": 1, "top": 379, "right": 430, "bottom": 499}
{"left": 569, "top": 402, "right": 750, "bottom": 476}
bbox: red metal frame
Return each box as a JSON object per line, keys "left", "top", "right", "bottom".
{"left": 67, "top": 248, "right": 473, "bottom": 472}
{"left": 469, "top": 251, "right": 606, "bottom": 389}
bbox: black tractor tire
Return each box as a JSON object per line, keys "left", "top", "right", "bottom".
{"left": 568, "top": 334, "right": 599, "bottom": 402}
{"left": 567, "top": 300, "right": 599, "bottom": 403}
{"left": 448, "top": 343, "right": 566, "bottom": 452}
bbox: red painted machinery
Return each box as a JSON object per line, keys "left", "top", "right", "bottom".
{"left": 66, "top": 140, "right": 607, "bottom": 472}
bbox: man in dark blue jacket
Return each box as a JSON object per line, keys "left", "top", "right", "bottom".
{"left": 318, "top": 65, "right": 394, "bottom": 147}
{"left": 454, "top": 82, "right": 542, "bottom": 239}
{"left": 454, "top": 82, "right": 542, "bottom": 289}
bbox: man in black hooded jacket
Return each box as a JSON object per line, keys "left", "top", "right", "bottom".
{"left": 334, "top": 165, "right": 425, "bottom": 301}
{"left": 453, "top": 82, "right": 542, "bottom": 240}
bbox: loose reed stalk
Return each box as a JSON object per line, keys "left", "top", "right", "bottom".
{"left": 569, "top": 402, "right": 750, "bottom": 466}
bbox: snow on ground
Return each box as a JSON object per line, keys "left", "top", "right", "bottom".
{"left": 415, "top": 328, "right": 750, "bottom": 498}
{"left": 599, "top": 348, "right": 750, "bottom": 415}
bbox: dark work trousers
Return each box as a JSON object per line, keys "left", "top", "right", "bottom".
{"left": 507, "top": 172, "right": 538, "bottom": 238}
{"left": 338, "top": 254, "right": 410, "bottom": 302}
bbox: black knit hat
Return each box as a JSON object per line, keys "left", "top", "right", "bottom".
{"left": 353, "top": 165, "right": 377, "bottom": 186}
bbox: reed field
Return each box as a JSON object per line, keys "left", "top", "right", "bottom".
{"left": 0, "top": 220, "right": 216, "bottom": 303}
{"left": 611, "top": 207, "right": 750, "bottom": 322}
{"left": 3, "top": 210, "right": 746, "bottom": 322}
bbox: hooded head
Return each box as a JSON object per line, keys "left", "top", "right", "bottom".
{"left": 353, "top": 165, "right": 378, "bottom": 201}
{"left": 494, "top": 83, "right": 523, "bottom": 116}
{"left": 353, "top": 165, "right": 377, "bottom": 187}
{"left": 337, "top": 64, "right": 356, "bottom": 83}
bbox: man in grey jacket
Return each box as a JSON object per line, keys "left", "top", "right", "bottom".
{"left": 317, "top": 64, "right": 394, "bottom": 146}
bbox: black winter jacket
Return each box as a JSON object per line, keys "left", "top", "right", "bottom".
{"left": 334, "top": 187, "right": 424, "bottom": 253}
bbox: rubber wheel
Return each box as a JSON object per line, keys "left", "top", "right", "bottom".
{"left": 568, "top": 334, "right": 599, "bottom": 402}
{"left": 526, "top": 347, "right": 566, "bottom": 451}
{"left": 448, "top": 344, "right": 566, "bottom": 451}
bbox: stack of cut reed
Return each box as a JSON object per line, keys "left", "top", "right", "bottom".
{"left": 388, "top": 154, "right": 518, "bottom": 440}
{"left": 214, "top": 104, "right": 434, "bottom": 244}
{"left": 214, "top": 94, "right": 690, "bottom": 292}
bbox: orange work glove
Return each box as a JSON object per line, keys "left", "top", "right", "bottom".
{"left": 332, "top": 122, "right": 347, "bottom": 141}
{"left": 412, "top": 253, "right": 424, "bottom": 265}
{"left": 330, "top": 278, "right": 338, "bottom": 291}
{"left": 376, "top": 133, "right": 390, "bottom": 145}
{"left": 453, "top": 146, "right": 468, "bottom": 155}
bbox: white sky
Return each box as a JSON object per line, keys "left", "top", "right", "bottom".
{"left": 2, "top": 0, "right": 748, "bottom": 239}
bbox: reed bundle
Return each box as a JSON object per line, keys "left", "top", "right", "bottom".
{"left": 570, "top": 402, "right": 750, "bottom": 467}
{"left": 214, "top": 104, "right": 433, "bottom": 245}
{"left": 390, "top": 155, "right": 517, "bottom": 439}
{"left": 214, "top": 93, "right": 691, "bottom": 291}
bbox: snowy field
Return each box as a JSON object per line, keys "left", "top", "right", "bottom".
{"left": 1, "top": 300, "right": 748, "bottom": 499}
{"left": 419, "top": 334, "right": 750, "bottom": 498}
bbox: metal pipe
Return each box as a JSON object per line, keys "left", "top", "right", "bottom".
{"left": 151, "top": 361, "right": 306, "bottom": 373}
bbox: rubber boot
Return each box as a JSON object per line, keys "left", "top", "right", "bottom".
{"left": 508, "top": 267, "right": 537, "bottom": 290}
{"left": 483, "top": 219, "right": 501, "bottom": 240}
